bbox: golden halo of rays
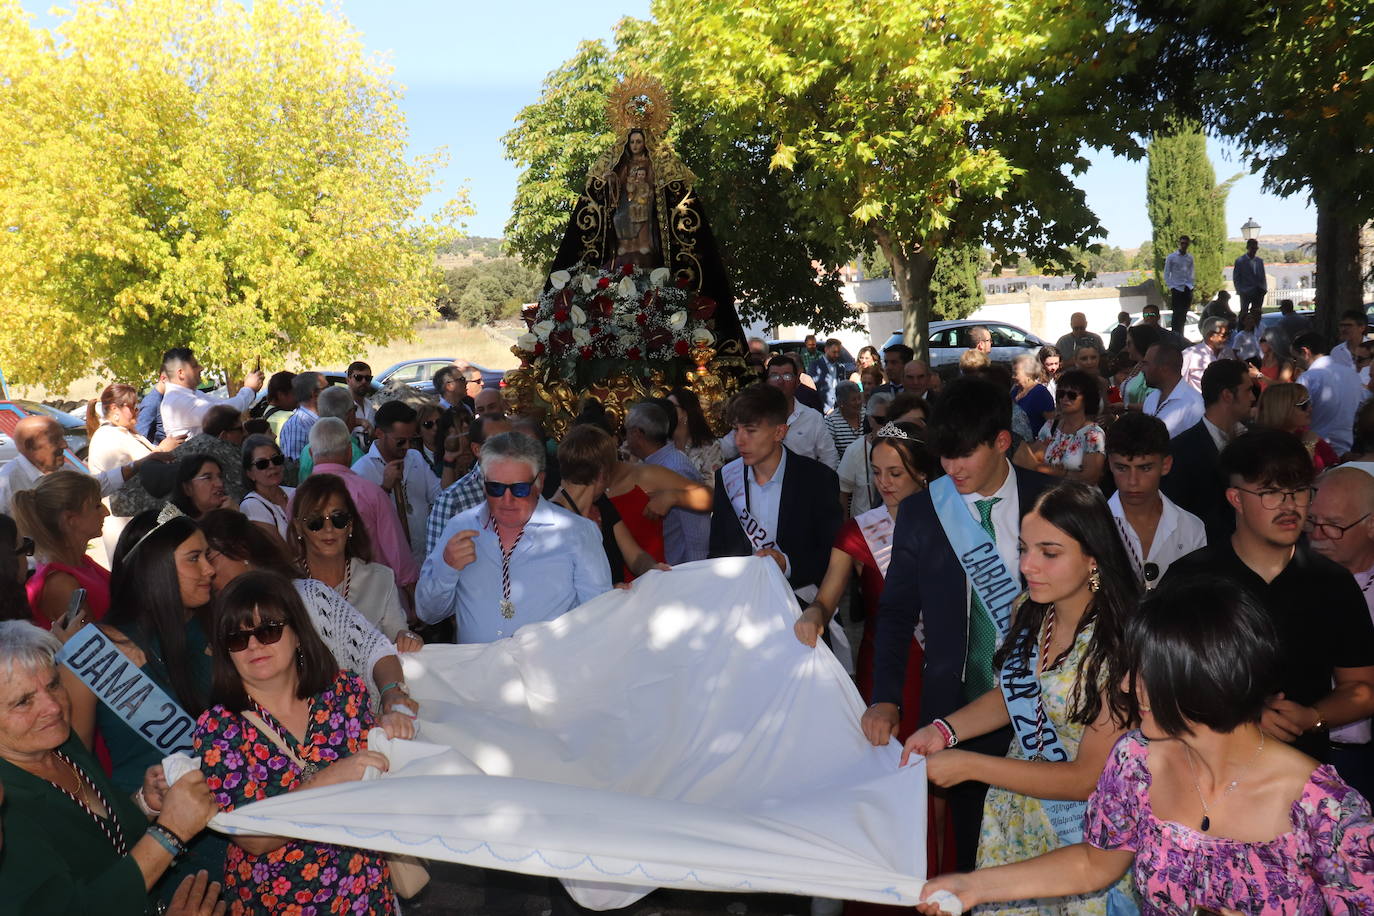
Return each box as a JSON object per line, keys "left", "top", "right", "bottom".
{"left": 606, "top": 72, "right": 673, "bottom": 138}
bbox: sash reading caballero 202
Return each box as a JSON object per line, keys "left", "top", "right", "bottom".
{"left": 56, "top": 623, "right": 196, "bottom": 755}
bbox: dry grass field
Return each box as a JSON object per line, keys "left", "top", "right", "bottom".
{"left": 12, "top": 321, "right": 522, "bottom": 406}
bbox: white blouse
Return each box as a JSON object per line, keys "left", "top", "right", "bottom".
{"left": 87, "top": 423, "right": 153, "bottom": 475}
{"left": 241, "top": 488, "right": 294, "bottom": 540}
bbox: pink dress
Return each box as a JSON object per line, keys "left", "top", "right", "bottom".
{"left": 1086, "top": 732, "right": 1374, "bottom": 915}
{"left": 24, "top": 557, "right": 111, "bottom": 628}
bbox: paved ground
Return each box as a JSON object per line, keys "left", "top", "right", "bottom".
{"left": 403, "top": 862, "right": 812, "bottom": 916}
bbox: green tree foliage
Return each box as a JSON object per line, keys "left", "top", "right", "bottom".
{"left": 437, "top": 258, "right": 541, "bottom": 325}
{"left": 1131, "top": 240, "right": 1154, "bottom": 272}
{"left": 0, "top": 0, "right": 465, "bottom": 388}
{"left": 502, "top": 27, "right": 850, "bottom": 332}
{"left": 930, "top": 245, "right": 986, "bottom": 321}
{"left": 1115, "top": 0, "right": 1374, "bottom": 329}
{"left": 652, "top": 0, "right": 1127, "bottom": 360}
{"left": 1146, "top": 121, "right": 1237, "bottom": 303}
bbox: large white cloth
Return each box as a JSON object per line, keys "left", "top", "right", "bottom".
{"left": 210, "top": 558, "right": 929, "bottom": 908}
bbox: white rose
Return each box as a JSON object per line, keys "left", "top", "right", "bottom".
{"left": 617, "top": 332, "right": 639, "bottom": 349}
{"left": 570, "top": 305, "right": 587, "bottom": 325}
{"left": 691, "top": 327, "right": 714, "bottom": 346}
{"left": 572, "top": 327, "right": 593, "bottom": 347}
{"left": 517, "top": 332, "right": 538, "bottom": 351}
{"left": 650, "top": 267, "right": 671, "bottom": 287}
{"left": 533, "top": 320, "right": 555, "bottom": 340}
{"left": 668, "top": 310, "right": 688, "bottom": 330}
{"left": 618, "top": 276, "right": 637, "bottom": 298}
{"left": 581, "top": 274, "right": 596, "bottom": 294}
{"left": 549, "top": 270, "right": 571, "bottom": 290}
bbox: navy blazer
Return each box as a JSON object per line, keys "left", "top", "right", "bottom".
{"left": 871, "top": 464, "right": 1053, "bottom": 725}
{"left": 708, "top": 447, "right": 842, "bottom": 594}
{"left": 1161, "top": 419, "right": 1234, "bottom": 544}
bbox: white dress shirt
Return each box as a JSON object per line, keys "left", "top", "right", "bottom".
{"left": 1142, "top": 381, "right": 1205, "bottom": 438}
{"left": 0, "top": 452, "right": 126, "bottom": 516}
{"left": 352, "top": 444, "right": 441, "bottom": 568}
{"left": 1163, "top": 250, "right": 1194, "bottom": 291}
{"left": 1108, "top": 490, "right": 1207, "bottom": 580}
{"left": 719, "top": 402, "right": 839, "bottom": 469}
{"left": 1302, "top": 354, "right": 1367, "bottom": 455}
{"left": 159, "top": 381, "right": 256, "bottom": 439}
{"left": 1181, "top": 341, "right": 1238, "bottom": 391}
{"left": 958, "top": 459, "right": 1020, "bottom": 578}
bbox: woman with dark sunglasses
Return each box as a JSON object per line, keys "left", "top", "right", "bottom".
{"left": 1255, "top": 382, "right": 1338, "bottom": 472}
{"left": 287, "top": 475, "right": 418, "bottom": 652}
{"left": 239, "top": 434, "right": 293, "bottom": 541}
{"left": 194, "top": 569, "right": 400, "bottom": 916}
{"left": 1016, "top": 369, "right": 1106, "bottom": 486}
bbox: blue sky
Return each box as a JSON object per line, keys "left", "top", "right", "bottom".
{"left": 23, "top": 0, "right": 1316, "bottom": 248}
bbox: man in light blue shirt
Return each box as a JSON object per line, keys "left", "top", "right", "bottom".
{"left": 424, "top": 414, "right": 511, "bottom": 555}
{"left": 416, "top": 431, "right": 612, "bottom": 643}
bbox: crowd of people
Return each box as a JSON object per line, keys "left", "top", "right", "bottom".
{"left": 0, "top": 305, "right": 1372, "bottom": 914}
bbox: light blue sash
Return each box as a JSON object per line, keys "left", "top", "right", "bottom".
{"left": 928, "top": 475, "right": 1020, "bottom": 642}
{"left": 57, "top": 624, "right": 197, "bottom": 755}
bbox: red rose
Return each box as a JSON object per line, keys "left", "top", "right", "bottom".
{"left": 675, "top": 275, "right": 691, "bottom": 289}
{"left": 674, "top": 339, "right": 691, "bottom": 356}
{"left": 635, "top": 312, "right": 649, "bottom": 326}
{"left": 589, "top": 323, "right": 600, "bottom": 335}
{"left": 621, "top": 263, "right": 634, "bottom": 277}
{"left": 688, "top": 295, "right": 717, "bottom": 320}
{"left": 580, "top": 346, "right": 595, "bottom": 360}
{"left": 533, "top": 342, "right": 545, "bottom": 357}
{"left": 597, "top": 276, "right": 611, "bottom": 289}
{"left": 554, "top": 309, "right": 570, "bottom": 322}
{"left": 627, "top": 347, "right": 642, "bottom": 360}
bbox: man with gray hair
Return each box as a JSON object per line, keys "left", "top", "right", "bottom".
{"left": 296, "top": 385, "right": 364, "bottom": 478}
{"left": 307, "top": 417, "right": 418, "bottom": 589}
{"left": 625, "top": 401, "right": 709, "bottom": 564}
{"left": 278, "top": 371, "right": 327, "bottom": 460}
{"left": 1181, "top": 314, "right": 1237, "bottom": 391}
{"left": 416, "top": 432, "right": 611, "bottom": 642}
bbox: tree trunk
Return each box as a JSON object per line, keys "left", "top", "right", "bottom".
{"left": 1314, "top": 186, "right": 1365, "bottom": 339}
{"left": 875, "top": 228, "right": 935, "bottom": 364}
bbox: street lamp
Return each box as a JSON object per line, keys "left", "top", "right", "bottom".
{"left": 1240, "top": 217, "right": 1261, "bottom": 241}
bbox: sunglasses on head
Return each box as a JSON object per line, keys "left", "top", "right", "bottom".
{"left": 224, "top": 620, "right": 287, "bottom": 653}
{"left": 302, "top": 509, "right": 352, "bottom": 532}
{"left": 485, "top": 480, "right": 536, "bottom": 498}
{"left": 15, "top": 536, "right": 34, "bottom": 557}
{"left": 251, "top": 453, "right": 286, "bottom": 470}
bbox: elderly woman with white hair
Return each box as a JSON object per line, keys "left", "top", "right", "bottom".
{"left": 1010, "top": 353, "right": 1054, "bottom": 437}
{"left": 0, "top": 620, "right": 222, "bottom": 915}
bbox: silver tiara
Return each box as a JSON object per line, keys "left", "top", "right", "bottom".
{"left": 876, "top": 422, "right": 917, "bottom": 441}
{"left": 126, "top": 502, "right": 187, "bottom": 556}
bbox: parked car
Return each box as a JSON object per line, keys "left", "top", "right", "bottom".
{"left": 0, "top": 400, "right": 89, "bottom": 471}
{"left": 1257, "top": 310, "right": 1317, "bottom": 340}
{"left": 880, "top": 320, "right": 1047, "bottom": 375}
{"left": 1101, "top": 312, "right": 1203, "bottom": 345}
{"left": 374, "top": 358, "right": 504, "bottom": 395}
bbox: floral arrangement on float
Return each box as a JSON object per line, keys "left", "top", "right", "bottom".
{"left": 514, "top": 263, "right": 718, "bottom": 387}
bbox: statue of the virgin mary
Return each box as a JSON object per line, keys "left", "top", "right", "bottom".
{"left": 548, "top": 75, "right": 746, "bottom": 358}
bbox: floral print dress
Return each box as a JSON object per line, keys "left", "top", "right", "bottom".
{"left": 975, "top": 621, "right": 1134, "bottom": 915}
{"left": 1037, "top": 422, "right": 1106, "bottom": 474}
{"left": 193, "top": 670, "right": 395, "bottom": 916}
{"left": 1086, "top": 732, "right": 1374, "bottom": 915}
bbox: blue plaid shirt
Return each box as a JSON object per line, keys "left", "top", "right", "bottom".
{"left": 277, "top": 406, "right": 318, "bottom": 460}
{"left": 425, "top": 464, "right": 486, "bottom": 556}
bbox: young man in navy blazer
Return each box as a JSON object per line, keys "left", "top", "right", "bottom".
{"left": 708, "top": 383, "right": 842, "bottom": 602}
{"left": 861, "top": 376, "right": 1053, "bottom": 871}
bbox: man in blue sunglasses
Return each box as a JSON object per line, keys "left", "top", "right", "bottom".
{"left": 415, "top": 431, "right": 611, "bottom": 643}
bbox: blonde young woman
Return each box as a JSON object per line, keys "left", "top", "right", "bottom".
{"left": 1255, "top": 382, "right": 1338, "bottom": 471}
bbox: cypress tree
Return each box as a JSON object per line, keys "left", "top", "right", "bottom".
{"left": 1146, "top": 120, "right": 1235, "bottom": 305}
{"left": 930, "top": 243, "right": 985, "bottom": 321}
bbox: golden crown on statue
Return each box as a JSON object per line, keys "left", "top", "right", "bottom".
{"left": 606, "top": 72, "right": 674, "bottom": 138}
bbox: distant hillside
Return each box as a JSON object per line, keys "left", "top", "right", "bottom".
{"left": 437, "top": 236, "right": 505, "bottom": 269}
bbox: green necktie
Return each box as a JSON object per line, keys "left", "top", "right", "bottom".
{"left": 964, "top": 496, "right": 1002, "bottom": 699}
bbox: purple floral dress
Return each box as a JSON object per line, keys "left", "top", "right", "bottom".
{"left": 193, "top": 670, "right": 395, "bottom": 916}
{"left": 1085, "top": 732, "right": 1374, "bottom": 915}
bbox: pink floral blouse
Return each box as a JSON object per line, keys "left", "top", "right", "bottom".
{"left": 1085, "top": 732, "right": 1374, "bottom": 915}
{"left": 1037, "top": 421, "right": 1105, "bottom": 472}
